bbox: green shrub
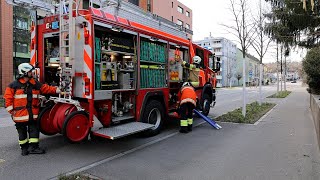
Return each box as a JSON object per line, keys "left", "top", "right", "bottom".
{"left": 303, "top": 47, "right": 320, "bottom": 94}
{"left": 0, "top": 96, "right": 4, "bottom": 107}
{"left": 215, "top": 101, "right": 276, "bottom": 124}
{"left": 267, "top": 91, "right": 291, "bottom": 98}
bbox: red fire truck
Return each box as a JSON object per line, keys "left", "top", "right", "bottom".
{"left": 7, "top": 0, "right": 220, "bottom": 143}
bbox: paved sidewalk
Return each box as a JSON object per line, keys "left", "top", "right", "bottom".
{"left": 0, "top": 108, "right": 14, "bottom": 127}
{"left": 83, "top": 87, "right": 320, "bottom": 179}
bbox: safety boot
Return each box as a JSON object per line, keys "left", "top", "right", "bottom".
{"left": 29, "top": 143, "right": 46, "bottom": 154}
{"left": 20, "top": 143, "right": 29, "bottom": 156}
{"left": 179, "top": 126, "right": 188, "bottom": 133}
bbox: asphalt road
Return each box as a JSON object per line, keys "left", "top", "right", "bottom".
{"left": 1, "top": 83, "right": 318, "bottom": 180}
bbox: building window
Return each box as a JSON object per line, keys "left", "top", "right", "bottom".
{"left": 15, "top": 42, "right": 29, "bottom": 53}
{"left": 186, "top": 23, "right": 190, "bottom": 29}
{"left": 15, "top": 17, "right": 29, "bottom": 30}
{"left": 172, "top": 16, "right": 174, "bottom": 22}
{"left": 128, "top": 0, "right": 139, "bottom": 6}
{"left": 177, "top": 19, "right": 183, "bottom": 26}
{"left": 147, "top": 0, "right": 151, "bottom": 12}
{"left": 186, "top": 11, "right": 190, "bottom": 17}
{"left": 172, "top": 2, "right": 173, "bottom": 8}
{"left": 177, "top": 6, "right": 183, "bottom": 13}
{"left": 214, "top": 48, "right": 221, "bottom": 52}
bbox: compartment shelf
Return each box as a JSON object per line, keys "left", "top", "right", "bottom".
{"left": 101, "top": 50, "right": 135, "bottom": 56}
{"left": 140, "top": 60, "right": 166, "bottom": 65}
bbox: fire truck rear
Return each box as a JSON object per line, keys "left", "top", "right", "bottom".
{"left": 6, "top": 0, "right": 221, "bottom": 143}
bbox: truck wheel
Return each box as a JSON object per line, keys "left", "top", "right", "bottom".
{"left": 141, "top": 100, "right": 164, "bottom": 137}
{"left": 38, "top": 106, "right": 58, "bottom": 136}
{"left": 62, "top": 111, "right": 90, "bottom": 143}
{"left": 202, "top": 94, "right": 211, "bottom": 116}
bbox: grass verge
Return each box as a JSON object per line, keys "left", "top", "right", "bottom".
{"left": 215, "top": 101, "right": 276, "bottom": 124}
{"left": 0, "top": 96, "right": 4, "bottom": 107}
{"left": 267, "top": 91, "right": 291, "bottom": 98}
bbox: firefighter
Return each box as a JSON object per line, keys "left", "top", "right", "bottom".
{"left": 4, "top": 63, "right": 61, "bottom": 156}
{"left": 179, "top": 82, "right": 197, "bottom": 133}
{"left": 182, "top": 56, "right": 205, "bottom": 87}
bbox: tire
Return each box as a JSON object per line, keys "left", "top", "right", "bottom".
{"left": 141, "top": 100, "right": 165, "bottom": 137}
{"left": 38, "top": 106, "right": 58, "bottom": 136}
{"left": 202, "top": 94, "right": 211, "bottom": 116}
{"left": 62, "top": 111, "right": 90, "bottom": 143}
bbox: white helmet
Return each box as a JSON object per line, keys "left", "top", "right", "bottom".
{"left": 193, "top": 56, "right": 201, "bottom": 64}
{"left": 182, "top": 82, "right": 191, "bottom": 87}
{"left": 18, "top": 63, "right": 34, "bottom": 77}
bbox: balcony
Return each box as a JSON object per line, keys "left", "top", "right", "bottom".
{"left": 214, "top": 52, "right": 223, "bottom": 56}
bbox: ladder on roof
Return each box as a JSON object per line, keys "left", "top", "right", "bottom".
{"left": 5, "top": 0, "right": 57, "bottom": 13}
{"left": 58, "top": 0, "right": 76, "bottom": 100}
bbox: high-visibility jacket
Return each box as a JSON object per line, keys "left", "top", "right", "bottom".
{"left": 182, "top": 61, "right": 205, "bottom": 87}
{"left": 180, "top": 85, "right": 197, "bottom": 107}
{"left": 4, "top": 78, "right": 58, "bottom": 123}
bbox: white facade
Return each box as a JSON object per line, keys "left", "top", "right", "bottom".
{"left": 194, "top": 37, "right": 237, "bottom": 87}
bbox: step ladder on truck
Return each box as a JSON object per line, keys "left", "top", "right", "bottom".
{"left": 5, "top": 0, "right": 221, "bottom": 143}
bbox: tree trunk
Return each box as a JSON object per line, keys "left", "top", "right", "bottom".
{"left": 259, "top": 63, "right": 263, "bottom": 105}
{"left": 242, "top": 55, "right": 246, "bottom": 117}
{"left": 284, "top": 55, "right": 287, "bottom": 91}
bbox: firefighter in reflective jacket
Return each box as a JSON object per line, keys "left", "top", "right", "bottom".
{"left": 182, "top": 56, "right": 205, "bottom": 87}
{"left": 178, "top": 82, "right": 197, "bottom": 133}
{"left": 4, "top": 63, "right": 61, "bottom": 156}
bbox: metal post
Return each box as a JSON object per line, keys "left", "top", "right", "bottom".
{"left": 280, "top": 45, "right": 283, "bottom": 92}
{"left": 276, "top": 43, "right": 279, "bottom": 95}
{"left": 242, "top": 54, "right": 246, "bottom": 117}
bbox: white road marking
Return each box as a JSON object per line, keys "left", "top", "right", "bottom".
{"left": 50, "top": 121, "right": 208, "bottom": 179}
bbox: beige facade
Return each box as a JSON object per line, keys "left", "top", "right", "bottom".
{"left": 152, "top": 0, "right": 192, "bottom": 31}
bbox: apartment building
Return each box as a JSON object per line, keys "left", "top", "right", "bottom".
{"left": 236, "top": 49, "right": 261, "bottom": 86}
{"left": 194, "top": 37, "right": 237, "bottom": 87}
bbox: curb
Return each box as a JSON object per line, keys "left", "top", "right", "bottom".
{"left": 254, "top": 104, "right": 278, "bottom": 125}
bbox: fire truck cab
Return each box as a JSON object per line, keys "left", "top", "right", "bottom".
{"left": 7, "top": 0, "right": 221, "bottom": 143}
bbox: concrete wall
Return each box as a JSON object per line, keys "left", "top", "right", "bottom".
{"left": 310, "top": 94, "right": 320, "bottom": 150}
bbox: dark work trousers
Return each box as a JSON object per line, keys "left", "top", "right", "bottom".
{"left": 15, "top": 118, "right": 39, "bottom": 146}
{"left": 180, "top": 102, "right": 195, "bottom": 121}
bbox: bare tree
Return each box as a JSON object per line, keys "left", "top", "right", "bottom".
{"left": 222, "top": 0, "right": 255, "bottom": 117}
{"left": 251, "top": 0, "right": 272, "bottom": 105}
{"left": 236, "top": 73, "right": 242, "bottom": 86}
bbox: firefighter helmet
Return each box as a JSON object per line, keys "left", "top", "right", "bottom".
{"left": 193, "top": 56, "right": 201, "bottom": 64}
{"left": 18, "top": 63, "right": 34, "bottom": 77}
{"left": 182, "top": 82, "right": 191, "bottom": 87}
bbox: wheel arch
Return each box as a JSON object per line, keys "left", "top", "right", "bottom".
{"left": 139, "top": 91, "right": 167, "bottom": 122}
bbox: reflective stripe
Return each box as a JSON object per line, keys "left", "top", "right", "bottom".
{"left": 13, "top": 115, "right": 29, "bottom": 121}
{"left": 29, "top": 138, "right": 39, "bottom": 143}
{"left": 32, "top": 94, "right": 39, "bottom": 98}
{"left": 33, "top": 115, "right": 38, "bottom": 119}
{"left": 14, "top": 94, "right": 27, "bottom": 99}
{"left": 6, "top": 106, "right": 13, "bottom": 111}
{"left": 180, "top": 120, "right": 188, "bottom": 127}
{"left": 19, "top": 139, "right": 28, "bottom": 145}
{"left": 188, "top": 118, "right": 193, "bottom": 125}
{"left": 181, "top": 86, "right": 194, "bottom": 92}
{"left": 180, "top": 98, "right": 196, "bottom": 106}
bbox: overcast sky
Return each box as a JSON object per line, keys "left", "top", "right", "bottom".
{"left": 178, "top": 0, "right": 305, "bottom": 63}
